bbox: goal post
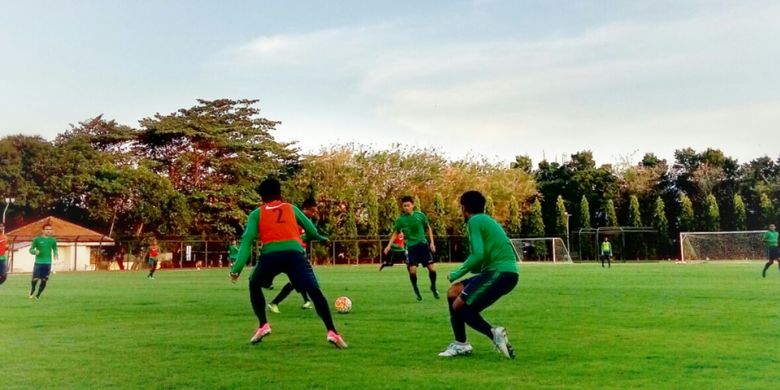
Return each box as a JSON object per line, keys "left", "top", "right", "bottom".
{"left": 679, "top": 230, "right": 767, "bottom": 262}
{"left": 510, "top": 237, "right": 572, "bottom": 263}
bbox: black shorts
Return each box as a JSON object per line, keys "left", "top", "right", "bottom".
{"left": 33, "top": 263, "right": 52, "bottom": 279}
{"left": 406, "top": 243, "right": 433, "bottom": 267}
{"left": 460, "top": 272, "right": 518, "bottom": 309}
{"left": 768, "top": 247, "right": 780, "bottom": 261}
{"left": 250, "top": 250, "right": 319, "bottom": 293}
{"left": 0, "top": 260, "right": 7, "bottom": 276}
{"left": 385, "top": 250, "right": 407, "bottom": 264}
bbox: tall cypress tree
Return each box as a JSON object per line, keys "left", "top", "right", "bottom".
{"left": 703, "top": 194, "right": 720, "bottom": 231}
{"left": 652, "top": 196, "right": 670, "bottom": 258}
{"left": 733, "top": 194, "right": 746, "bottom": 231}
{"left": 605, "top": 199, "right": 618, "bottom": 227}
{"left": 507, "top": 196, "right": 522, "bottom": 237}
{"left": 679, "top": 194, "right": 695, "bottom": 232}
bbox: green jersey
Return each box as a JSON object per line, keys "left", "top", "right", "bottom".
{"left": 449, "top": 213, "right": 519, "bottom": 281}
{"left": 601, "top": 241, "right": 612, "bottom": 253}
{"left": 393, "top": 211, "right": 430, "bottom": 246}
{"left": 231, "top": 204, "right": 326, "bottom": 275}
{"left": 228, "top": 244, "right": 239, "bottom": 260}
{"left": 30, "top": 235, "right": 58, "bottom": 264}
{"left": 764, "top": 230, "right": 779, "bottom": 248}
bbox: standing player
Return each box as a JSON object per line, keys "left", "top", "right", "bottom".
{"left": 29, "top": 223, "right": 58, "bottom": 299}
{"left": 762, "top": 224, "right": 779, "bottom": 278}
{"left": 379, "top": 232, "right": 406, "bottom": 271}
{"left": 383, "top": 196, "right": 438, "bottom": 301}
{"left": 229, "top": 179, "right": 347, "bottom": 348}
{"left": 0, "top": 223, "right": 8, "bottom": 286}
{"left": 600, "top": 237, "right": 612, "bottom": 268}
{"left": 438, "top": 191, "right": 518, "bottom": 359}
{"left": 147, "top": 239, "right": 159, "bottom": 279}
{"left": 267, "top": 197, "right": 319, "bottom": 313}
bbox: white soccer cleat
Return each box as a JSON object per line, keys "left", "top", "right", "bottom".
{"left": 491, "top": 327, "right": 515, "bottom": 359}
{"left": 301, "top": 301, "right": 313, "bottom": 309}
{"left": 438, "top": 342, "right": 473, "bottom": 357}
{"left": 267, "top": 303, "right": 280, "bottom": 314}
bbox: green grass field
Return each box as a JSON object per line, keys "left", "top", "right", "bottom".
{"left": 1, "top": 262, "right": 779, "bottom": 389}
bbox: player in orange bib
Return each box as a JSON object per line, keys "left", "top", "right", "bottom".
{"left": 230, "top": 179, "right": 347, "bottom": 349}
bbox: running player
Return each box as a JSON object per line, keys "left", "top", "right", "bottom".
{"left": 29, "top": 223, "right": 58, "bottom": 299}
{"left": 383, "top": 196, "right": 438, "bottom": 301}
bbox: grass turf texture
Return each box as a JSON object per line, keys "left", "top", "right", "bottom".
{"left": 1, "top": 263, "right": 779, "bottom": 389}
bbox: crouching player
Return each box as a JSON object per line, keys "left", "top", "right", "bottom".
{"left": 439, "top": 191, "right": 518, "bottom": 359}
{"left": 230, "top": 179, "right": 347, "bottom": 349}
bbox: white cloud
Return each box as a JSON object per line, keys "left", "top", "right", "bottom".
{"left": 215, "top": 1, "right": 780, "bottom": 165}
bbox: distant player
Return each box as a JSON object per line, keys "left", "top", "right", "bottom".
{"left": 383, "top": 195, "right": 438, "bottom": 301}
{"left": 600, "top": 237, "right": 612, "bottom": 268}
{"left": 230, "top": 179, "right": 347, "bottom": 348}
{"left": 379, "top": 232, "right": 406, "bottom": 271}
{"left": 762, "top": 224, "right": 779, "bottom": 278}
{"left": 0, "top": 223, "right": 8, "bottom": 286}
{"left": 147, "top": 239, "right": 159, "bottom": 279}
{"left": 439, "top": 191, "right": 518, "bottom": 358}
{"left": 29, "top": 223, "right": 58, "bottom": 299}
{"left": 267, "top": 197, "right": 318, "bottom": 313}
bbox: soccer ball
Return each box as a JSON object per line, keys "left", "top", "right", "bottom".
{"left": 334, "top": 296, "right": 352, "bottom": 314}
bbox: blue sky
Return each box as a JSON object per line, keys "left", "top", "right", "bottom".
{"left": 1, "top": 0, "right": 778, "bottom": 166}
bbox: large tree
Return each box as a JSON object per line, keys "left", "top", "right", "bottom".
{"left": 135, "top": 99, "right": 299, "bottom": 237}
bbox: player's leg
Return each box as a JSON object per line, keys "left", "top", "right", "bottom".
{"left": 247, "top": 255, "right": 279, "bottom": 343}
{"left": 608, "top": 253, "right": 611, "bottom": 268}
{"left": 287, "top": 253, "right": 346, "bottom": 348}
{"left": 438, "top": 281, "right": 472, "bottom": 357}
{"left": 425, "top": 262, "right": 439, "bottom": 299}
{"left": 455, "top": 272, "right": 519, "bottom": 358}
{"left": 407, "top": 264, "right": 422, "bottom": 300}
{"left": 600, "top": 253, "right": 605, "bottom": 267}
{"left": 762, "top": 249, "right": 774, "bottom": 277}
{"left": 34, "top": 265, "right": 52, "bottom": 299}
{"left": 269, "top": 281, "right": 296, "bottom": 312}
{"left": 0, "top": 261, "right": 7, "bottom": 285}
{"left": 30, "top": 264, "right": 41, "bottom": 297}
{"left": 300, "top": 289, "right": 312, "bottom": 309}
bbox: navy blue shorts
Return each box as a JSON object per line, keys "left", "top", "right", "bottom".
{"left": 460, "top": 272, "right": 518, "bottom": 309}
{"left": 250, "top": 250, "right": 319, "bottom": 292}
{"left": 0, "top": 260, "right": 7, "bottom": 276}
{"left": 768, "top": 247, "right": 780, "bottom": 261}
{"left": 385, "top": 250, "right": 407, "bottom": 264}
{"left": 406, "top": 243, "right": 433, "bottom": 267}
{"left": 33, "top": 263, "right": 52, "bottom": 280}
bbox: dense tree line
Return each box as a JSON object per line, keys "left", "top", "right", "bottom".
{"left": 1, "top": 99, "right": 778, "bottom": 259}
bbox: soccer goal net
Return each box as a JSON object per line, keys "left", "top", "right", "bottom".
{"left": 510, "top": 237, "right": 572, "bottom": 263}
{"left": 679, "top": 231, "right": 768, "bottom": 262}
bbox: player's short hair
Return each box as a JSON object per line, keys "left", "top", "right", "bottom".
{"left": 302, "top": 197, "right": 317, "bottom": 209}
{"left": 258, "top": 178, "right": 282, "bottom": 202}
{"left": 43, "top": 223, "right": 52, "bottom": 229}
{"left": 400, "top": 195, "right": 414, "bottom": 204}
{"left": 460, "top": 191, "right": 485, "bottom": 214}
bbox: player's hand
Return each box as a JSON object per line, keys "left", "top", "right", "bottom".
{"left": 383, "top": 246, "right": 390, "bottom": 255}
{"left": 229, "top": 272, "right": 240, "bottom": 283}
{"left": 429, "top": 243, "right": 436, "bottom": 254}
{"left": 446, "top": 273, "right": 453, "bottom": 282}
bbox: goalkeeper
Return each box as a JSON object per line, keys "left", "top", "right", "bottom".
{"left": 762, "top": 224, "right": 779, "bottom": 278}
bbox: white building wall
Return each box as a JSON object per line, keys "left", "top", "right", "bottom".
{"left": 9, "top": 242, "right": 112, "bottom": 272}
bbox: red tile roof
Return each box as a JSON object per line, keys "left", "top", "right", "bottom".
{"left": 5, "top": 216, "right": 113, "bottom": 242}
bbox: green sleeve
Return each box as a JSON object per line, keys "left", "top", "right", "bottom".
{"left": 29, "top": 238, "right": 38, "bottom": 255}
{"left": 52, "top": 239, "right": 58, "bottom": 257}
{"left": 449, "top": 219, "right": 485, "bottom": 281}
{"left": 393, "top": 218, "right": 402, "bottom": 233}
{"left": 421, "top": 212, "right": 430, "bottom": 228}
{"left": 231, "top": 209, "right": 260, "bottom": 275}
{"left": 294, "top": 206, "right": 326, "bottom": 241}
